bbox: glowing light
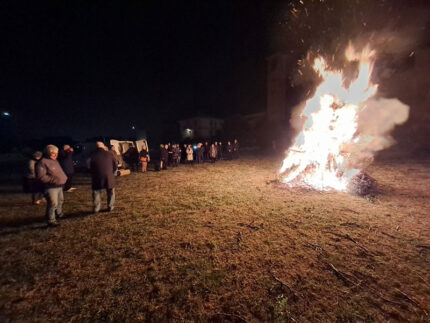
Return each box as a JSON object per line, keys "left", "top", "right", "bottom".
{"left": 2, "top": 112, "right": 10, "bottom": 117}
{"left": 279, "top": 44, "right": 377, "bottom": 191}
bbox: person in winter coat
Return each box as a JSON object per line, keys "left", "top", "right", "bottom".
{"left": 233, "top": 139, "right": 240, "bottom": 159}
{"left": 226, "top": 141, "right": 233, "bottom": 160}
{"left": 36, "top": 145, "right": 68, "bottom": 226}
{"left": 161, "top": 144, "right": 169, "bottom": 170}
{"left": 124, "top": 146, "right": 139, "bottom": 172}
{"left": 181, "top": 144, "right": 187, "bottom": 163}
{"left": 217, "top": 142, "right": 223, "bottom": 160}
{"left": 172, "top": 144, "right": 179, "bottom": 167}
{"left": 197, "top": 143, "right": 204, "bottom": 163}
{"left": 203, "top": 142, "right": 209, "bottom": 162}
{"left": 175, "top": 144, "right": 182, "bottom": 165}
{"left": 59, "top": 144, "right": 76, "bottom": 192}
{"left": 89, "top": 142, "right": 118, "bottom": 212}
{"left": 209, "top": 144, "right": 217, "bottom": 163}
{"left": 139, "top": 147, "right": 149, "bottom": 173}
{"left": 186, "top": 144, "right": 194, "bottom": 164}
{"left": 25, "top": 151, "right": 44, "bottom": 204}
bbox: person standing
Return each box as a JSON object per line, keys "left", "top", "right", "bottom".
{"left": 217, "top": 142, "right": 223, "bottom": 160}
{"left": 139, "top": 147, "right": 149, "bottom": 173}
{"left": 25, "top": 151, "right": 44, "bottom": 204}
{"left": 209, "top": 144, "right": 217, "bottom": 163}
{"left": 203, "top": 142, "right": 209, "bottom": 162}
{"left": 36, "top": 145, "right": 68, "bottom": 226}
{"left": 161, "top": 144, "right": 169, "bottom": 170}
{"left": 172, "top": 144, "right": 179, "bottom": 167}
{"left": 233, "top": 139, "right": 240, "bottom": 159}
{"left": 186, "top": 144, "right": 194, "bottom": 164}
{"left": 89, "top": 142, "right": 118, "bottom": 213}
{"left": 197, "top": 143, "right": 204, "bottom": 163}
{"left": 181, "top": 144, "right": 187, "bottom": 163}
{"left": 214, "top": 142, "right": 219, "bottom": 160}
{"left": 59, "top": 144, "right": 76, "bottom": 192}
{"left": 125, "top": 146, "right": 139, "bottom": 172}
{"left": 226, "top": 141, "right": 233, "bottom": 160}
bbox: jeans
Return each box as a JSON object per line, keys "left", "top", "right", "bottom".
{"left": 44, "top": 187, "right": 64, "bottom": 223}
{"left": 93, "top": 188, "right": 115, "bottom": 212}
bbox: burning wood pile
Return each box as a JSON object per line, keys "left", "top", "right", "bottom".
{"left": 279, "top": 44, "right": 409, "bottom": 195}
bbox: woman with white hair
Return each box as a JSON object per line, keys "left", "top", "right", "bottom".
{"left": 36, "top": 145, "right": 68, "bottom": 227}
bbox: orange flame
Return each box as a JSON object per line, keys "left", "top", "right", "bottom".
{"left": 279, "top": 45, "right": 378, "bottom": 191}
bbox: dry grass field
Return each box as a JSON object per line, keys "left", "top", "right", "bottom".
{"left": 0, "top": 156, "right": 429, "bottom": 322}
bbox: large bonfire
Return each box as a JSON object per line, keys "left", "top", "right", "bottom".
{"left": 279, "top": 44, "right": 409, "bottom": 192}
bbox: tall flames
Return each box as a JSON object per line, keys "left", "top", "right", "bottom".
{"left": 279, "top": 45, "right": 409, "bottom": 191}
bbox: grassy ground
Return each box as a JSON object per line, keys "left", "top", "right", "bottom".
{"left": 0, "top": 156, "right": 429, "bottom": 322}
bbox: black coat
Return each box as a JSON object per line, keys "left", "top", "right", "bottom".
{"left": 90, "top": 148, "right": 118, "bottom": 190}
{"left": 59, "top": 150, "right": 75, "bottom": 175}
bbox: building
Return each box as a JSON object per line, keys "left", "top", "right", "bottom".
{"left": 178, "top": 117, "right": 224, "bottom": 140}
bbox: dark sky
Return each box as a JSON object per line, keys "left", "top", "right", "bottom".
{"left": 1, "top": 0, "right": 274, "bottom": 141}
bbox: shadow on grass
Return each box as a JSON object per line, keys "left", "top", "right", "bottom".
{"left": 0, "top": 210, "right": 95, "bottom": 236}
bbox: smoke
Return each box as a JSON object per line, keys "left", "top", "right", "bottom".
{"left": 343, "top": 98, "right": 410, "bottom": 168}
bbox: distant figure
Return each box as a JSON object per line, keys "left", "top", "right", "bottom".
{"left": 25, "top": 151, "right": 43, "bottom": 204}
{"left": 89, "top": 142, "right": 118, "bottom": 212}
{"left": 161, "top": 144, "right": 169, "bottom": 170}
{"left": 175, "top": 144, "right": 182, "bottom": 165}
{"left": 197, "top": 143, "right": 204, "bottom": 163}
{"left": 233, "top": 139, "right": 240, "bottom": 159}
{"left": 209, "top": 144, "right": 217, "bottom": 163}
{"left": 182, "top": 144, "right": 187, "bottom": 163}
{"left": 214, "top": 142, "right": 219, "bottom": 160}
{"left": 167, "top": 143, "right": 173, "bottom": 166}
{"left": 139, "top": 147, "right": 149, "bottom": 173}
{"left": 217, "top": 142, "right": 223, "bottom": 160}
{"left": 172, "top": 144, "right": 179, "bottom": 167}
{"left": 36, "top": 145, "right": 68, "bottom": 227}
{"left": 59, "top": 144, "right": 76, "bottom": 192}
{"left": 204, "top": 142, "right": 209, "bottom": 162}
{"left": 186, "top": 144, "right": 194, "bottom": 164}
{"left": 125, "top": 146, "right": 139, "bottom": 171}
{"left": 226, "top": 141, "right": 233, "bottom": 160}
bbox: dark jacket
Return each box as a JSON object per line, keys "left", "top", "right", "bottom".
{"left": 161, "top": 147, "right": 168, "bottom": 161}
{"left": 59, "top": 150, "right": 75, "bottom": 175}
{"left": 90, "top": 148, "right": 118, "bottom": 190}
{"left": 36, "top": 158, "right": 68, "bottom": 189}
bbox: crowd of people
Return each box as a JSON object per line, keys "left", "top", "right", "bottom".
{"left": 158, "top": 139, "right": 240, "bottom": 170}
{"left": 23, "top": 139, "right": 240, "bottom": 226}
{"left": 25, "top": 142, "right": 118, "bottom": 227}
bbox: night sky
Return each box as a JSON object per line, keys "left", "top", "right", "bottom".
{"left": 2, "top": 0, "right": 429, "bottom": 146}
{"left": 1, "top": 1, "right": 274, "bottom": 141}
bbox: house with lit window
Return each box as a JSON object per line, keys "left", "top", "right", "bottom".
{"left": 178, "top": 117, "right": 224, "bottom": 140}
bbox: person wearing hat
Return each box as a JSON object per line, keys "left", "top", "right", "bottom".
{"left": 36, "top": 145, "right": 68, "bottom": 227}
